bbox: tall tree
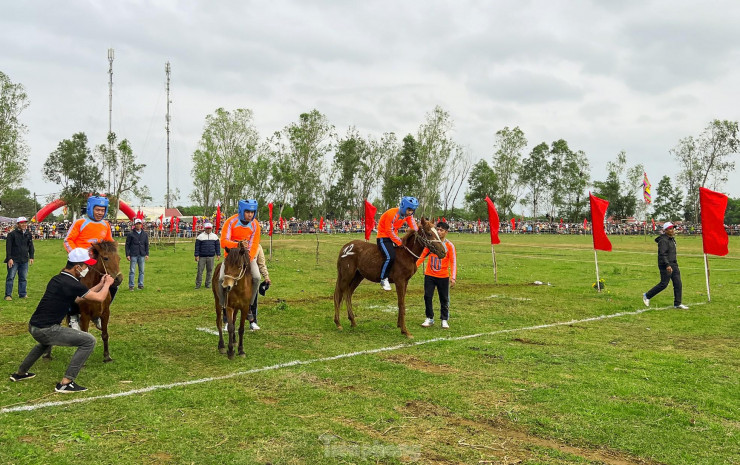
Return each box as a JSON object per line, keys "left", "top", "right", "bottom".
{"left": 491, "top": 126, "right": 526, "bottom": 216}
{"left": 416, "top": 106, "right": 455, "bottom": 217}
{"left": 652, "top": 175, "right": 684, "bottom": 221}
{"left": 519, "top": 142, "right": 551, "bottom": 219}
{"left": 381, "top": 135, "right": 422, "bottom": 211}
{"left": 43, "top": 132, "right": 104, "bottom": 217}
{"left": 0, "top": 71, "right": 30, "bottom": 198}
{"left": 355, "top": 132, "right": 396, "bottom": 216}
{"left": 328, "top": 127, "right": 366, "bottom": 218}
{"left": 548, "top": 139, "right": 590, "bottom": 221}
{"left": 440, "top": 145, "right": 472, "bottom": 217}
{"left": 464, "top": 160, "right": 498, "bottom": 220}
{"left": 725, "top": 197, "right": 740, "bottom": 224}
{"left": 592, "top": 151, "right": 642, "bottom": 221}
{"left": 96, "top": 132, "right": 148, "bottom": 218}
{"left": 0, "top": 187, "right": 35, "bottom": 218}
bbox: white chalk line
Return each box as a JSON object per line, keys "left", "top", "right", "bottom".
{"left": 1, "top": 302, "right": 703, "bottom": 415}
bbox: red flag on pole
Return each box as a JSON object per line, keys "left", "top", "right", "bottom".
{"left": 158, "top": 214, "right": 164, "bottom": 231}
{"left": 192, "top": 216, "right": 197, "bottom": 231}
{"left": 477, "top": 218, "right": 481, "bottom": 231}
{"left": 168, "top": 216, "right": 174, "bottom": 233}
{"left": 319, "top": 216, "right": 325, "bottom": 232}
{"left": 583, "top": 218, "right": 588, "bottom": 229}
{"left": 215, "top": 203, "right": 222, "bottom": 233}
{"left": 280, "top": 216, "right": 285, "bottom": 231}
{"left": 509, "top": 217, "right": 515, "bottom": 231}
{"left": 485, "top": 196, "right": 501, "bottom": 245}
{"left": 699, "top": 187, "right": 729, "bottom": 256}
{"left": 364, "top": 200, "right": 377, "bottom": 241}
{"left": 559, "top": 218, "right": 564, "bottom": 228}
{"left": 268, "top": 203, "right": 274, "bottom": 237}
{"left": 175, "top": 216, "right": 180, "bottom": 233}
{"left": 589, "top": 193, "right": 612, "bottom": 251}
{"left": 651, "top": 218, "right": 656, "bottom": 231}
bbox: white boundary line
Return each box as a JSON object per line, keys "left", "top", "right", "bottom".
{"left": 1, "top": 303, "right": 702, "bottom": 415}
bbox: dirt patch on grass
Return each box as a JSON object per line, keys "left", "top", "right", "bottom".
{"left": 381, "top": 354, "right": 460, "bottom": 374}
{"left": 512, "top": 337, "right": 547, "bottom": 346}
{"left": 0, "top": 322, "right": 27, "bottom": 337}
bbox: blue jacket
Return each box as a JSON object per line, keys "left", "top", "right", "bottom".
{"left": 125, "top": 229, "right": 149, "bottom": 257}
{"left": 195, "top": 232, "right": 221, "bottom": 257}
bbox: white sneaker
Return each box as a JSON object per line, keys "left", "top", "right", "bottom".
{"left": 92, "top": 317, "right": 102, "bottom": 330}
{"left": 441, "top": 320, "right": 450, "bottom": 329}
{"left": 250, "top": 322, "right": 261, "bottom": 331}
{"left": 380, "top": 278, "right": 391, "bottom": 291}
{"left": 642, "top": 293, "right": 650, "bottom": 307}
{"left": 421, "top": 318, "right": 434, "bottom": 327}
{"left": 675, "top": 304, "right": 689, "bottom": 310}
{"left": 69, "top": 315, "right": 81, "bottom": 331}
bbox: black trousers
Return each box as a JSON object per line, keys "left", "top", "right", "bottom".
{"left": 377, "top": 238, "right": 396, "bottom": 280}
{"left": 424, "top": 275, "right": 450, "bottom": 320}
{"left": 645, "top": 264, "right": 682, "bottom": 306}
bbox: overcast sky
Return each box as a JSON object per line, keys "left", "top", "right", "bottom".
{"left": 3, "top": 0, "right": 740, "bottom": 212}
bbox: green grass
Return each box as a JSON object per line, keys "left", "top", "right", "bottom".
{"left": 1, "top": 233, "right": 738, "bottom": 464}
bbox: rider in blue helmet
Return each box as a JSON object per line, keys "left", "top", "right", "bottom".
{"left": 376, "top": 196, "right": 419, "bottom": 291}
{"left": 86, "top": 196, "right": 110, "bottom": 220}
{"left": 399, "top": 196, "right": 419, "bottom": 214}
{"left": 238, "top": 199, "right": 259, "bottom": 225}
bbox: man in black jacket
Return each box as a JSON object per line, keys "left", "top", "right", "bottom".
{"left": 194, "top": 222, "right": 220, "bottom": 289}
{"left": 643, "top": 222, "right": 689, "bottom": 309}
{"left": 4, "top": 217, "right": 34, "bottom": 301}
{"left": 125, "top": 218, "right": 149, "bottom": 290}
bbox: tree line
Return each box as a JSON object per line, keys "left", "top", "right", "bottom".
{"left": 1, "top": 70, "right": 738, "bottom": 223}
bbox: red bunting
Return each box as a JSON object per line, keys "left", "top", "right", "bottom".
{"left": 589, "top": 193, "right": 612, "bottom": 251}
{"left": 485, "top": 196, "right": 500, "bottom": 245}
{"left": 268, "top": 203, "right": 274, "bottom": 237}
{"left": 279, "top": 216, "right": 285, "bottom": 231}
{"left": 583, "top": 218, "right": 588, "bottom": 229}
{"left": 215, "top": 203, "right": 222, "bottom": 233}
{"left": 364, "top": 200, "right": 377, "bottom": 241}
{"left": 158, "top": 214, "right": 164, "bottom": 231}
{"left": 168, "top": 216, "right": 174, "bottom": 233}
{"left": 509, "top": 217, "right": 515, "bottom": 230}
{"left": 319, "top": 216, "right": 325, "bottom": 232}
{"left": 699, "top": 187, "right": 729, "bottom": 256}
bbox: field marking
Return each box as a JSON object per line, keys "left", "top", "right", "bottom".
{"left": 196, "top": 327, "right": 220, "bottom": 335}
{"left": 1, "top": 302, "right": 703, "bottom": 415}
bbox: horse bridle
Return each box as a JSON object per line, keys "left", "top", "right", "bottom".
{"left": 403, "top": 226, "right": 443, "bottom": 259}
{"left": 223, "top": 253, "right": 249, "bottom": 284}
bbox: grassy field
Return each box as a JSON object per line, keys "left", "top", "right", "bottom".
{"left": 0, "top": 232, "right": 738, "bottom": 465}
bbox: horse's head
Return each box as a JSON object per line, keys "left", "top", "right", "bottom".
{"left": 415, "top": 218, "right": 447, "bottom": 258}
{"left": 221, "top": 242, "right": 249, "bottom": 292}
{"left": 90, "top": 240, "right": 123, "bottom": 287}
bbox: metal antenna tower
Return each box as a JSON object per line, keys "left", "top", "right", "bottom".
{"left": 165, "top": 61, "right": 171, "bottom": 209}
{"left": 107, "top": 48, "right": 115, "bottom": 193}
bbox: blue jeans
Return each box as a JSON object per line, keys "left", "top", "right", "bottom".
{"left": 5, "top": 261, "right": 29, "bottom": 298}
{"left": 129, "top": 256, "right": 145, "bottom": 288}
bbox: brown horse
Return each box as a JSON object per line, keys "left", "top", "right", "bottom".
{"left": 211, "top": 241, "right": 254, "bottom": 359}
{"left": 334, "top": 218, "right": 447, "bottom": 338}
{"left": 45, "top": 241, "right": 123, "bottom": 362}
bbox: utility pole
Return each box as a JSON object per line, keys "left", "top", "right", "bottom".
{"left": 108, "top": 48, "right": 115, "bottom": 194}
{"left": 165, "top": 61, "right": 171, "bottom": 209}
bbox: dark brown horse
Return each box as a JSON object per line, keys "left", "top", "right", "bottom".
{"left": 211, "top": 241, "right": 254, "bottom": 359}
{"left": 45, "top": 241, "right": 123, "bottom": 362}
{"left": 334, "top": 218, "right": 447, "bottom": 338}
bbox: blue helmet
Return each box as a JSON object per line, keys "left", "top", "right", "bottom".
{"left": 399, "top": 196, "right": 419, "bottom": 214}
{"left": 87, "top": 195, "right": 109, "bottom": 219}
{"left": 238, "top": 199, "right": 258, "bottom": 223}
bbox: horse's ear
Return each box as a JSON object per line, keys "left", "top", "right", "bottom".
{"left": 224, "top": 246, "right": 230, "bottom": 255}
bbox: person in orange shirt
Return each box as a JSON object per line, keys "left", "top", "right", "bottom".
{"left": 376, "top": 196, "right": 418, "bottom": 291}
{"left": 218, "top": 199, "right": 261, "bottom": 329}
{"left": 416, "top": 221, "right": 457, "bottom": 329}
{"left": 64, "top": 196, "right": 116, "bottom": 330}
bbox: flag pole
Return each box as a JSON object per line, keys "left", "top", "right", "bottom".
{"left": 491, "top": 245, "right": 497, "bottom": 283}
{"left": 269, "top": 234, "right": 273, "bottom": 261}
{"left": 704, "top": 253, "right": 711, "bottom": 302}
{"left": 594, "top": 250, "right": 601, "bottom": 293}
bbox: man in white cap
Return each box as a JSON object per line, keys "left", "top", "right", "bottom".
{"left": 194, "top": 222, "right": 221, "bottom": 289}
{"left": 4, "top": 217, "right": 34, "bottom": 301}
{"left": 125, "top": 218, "right": 149, "bottom": 290}
{"left": 643, "top": 222, "right": 689, "bottom": 309}
{"left": 9, "top": 248, "right": 114, "bottom": 393}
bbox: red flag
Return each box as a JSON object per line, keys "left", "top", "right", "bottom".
{"left": 215, "top": 203, "right": 222, "bottom": 233}
{"left": 509, "top": 217, "right": 515, "bottom": 230}
{"left": 651, "top": 218, "right": 655, "bottom": 231}
{"left": 175, "top": 216, "right": 180, "bottom": 233}
{"left": 268, "top": 203, "right": 274, "bottom": 237}
{"left": 158, "top": 214, "right": 164, "bottom": 231}
{"left": 168, "top": 216, "right": 174, "bottom": 233}
{"left": 589, "top": 192, "right": 612, "bottom": 251}
{"left": 485, "top": 196, "right": 500, "bottom": 245}
{"left": 583, "top": 218, "right": 588, "bottom": 229}
{"left": 280, "top": 216, "right": 285, "bottom": 231}
{"left": 442, "top": 217, "right": 447, "bottom": 223}
{"left": 192, "top": 216, "right": 197, "bottom": 231}
{"left": 477, "top": 218, "right": 481, "bottom": 230}
{"left": 699, "top": 187, "right": 729, "bottom": 256}
{"left": 559, "top": 218, "right": 564, "bottom": 228}
{"left": 319, "top": 216, "right": 325, "bottom": 232}
{"left": 364, "top": 200, "right": 377, "bottom": 241}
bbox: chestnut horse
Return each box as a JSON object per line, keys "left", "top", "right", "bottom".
{"left": 211, "top": 241, "right": 254, "bottom": 359}
{"left": 334, "top": 218, "right": 447, "bottom": 338}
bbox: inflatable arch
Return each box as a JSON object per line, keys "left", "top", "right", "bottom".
{"left": 33, "top": 197, "right": 136, "bottom": 223}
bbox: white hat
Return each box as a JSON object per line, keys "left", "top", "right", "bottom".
{"left": 17, "top": 217, "right": 28, "bottom": 223}
{"left": 68, "top": 248, "right": 97, "bottom": 265}
{"left": 662, "top": 221, "right": 675, "bottom": 231}
{"left": 134, "top": 218, "right": 143, "bottom": 224}
{"left": 204, "top": 222, "right": 213, "bottom": 228}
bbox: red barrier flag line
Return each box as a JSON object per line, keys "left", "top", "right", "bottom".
{"left": 364, "top": 200, "right": 377, "bottom": 242}
{"left": 215, "top": 203, "right": 222, "bottom": 233}
{"left": 485, "top": 196, "right": 500, "bottom": 283}
{"left": 268, "top": 202, "right": 274, "bottom": 260}
{"left": 699, "top": 187, "right": 729, "bottom": 301}
{"left": 589, "top": 192, "right": 612, "bottom": 293}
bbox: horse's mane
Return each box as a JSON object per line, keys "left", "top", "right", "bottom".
{"left": 94, "top": 240, "right": 119, "bottom": 253}
{"left": 224, "top": 247, "right": 248, "bottom": 266}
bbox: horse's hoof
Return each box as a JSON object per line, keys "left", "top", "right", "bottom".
{"left": 103, "top": 357, "right": 114, "bottom": 363}
{"left": 219, "top": 348, "right": 226, "bottom": 354}
{"left": 404, "top": 333, "right": 414, "bottom": 339}
{"left": 350, "top": 322, "right": 357, "bottom": 327}
{"left": 239, "top": 352, "right": 246, "bottom": 358}
{"left": 336, "top": 325, "right": 343, "bottom": 331}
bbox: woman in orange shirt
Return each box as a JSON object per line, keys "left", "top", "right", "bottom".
{"left": 376, "top": 196, "right": 418, "bottom": 291}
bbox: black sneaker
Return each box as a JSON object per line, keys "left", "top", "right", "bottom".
{"left": 9, "top": 372, "right": 36, "bottom": 382}
{"left": 55, "top": 381, "right": 88, "bottom": 393}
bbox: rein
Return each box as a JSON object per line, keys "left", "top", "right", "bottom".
{"left": 223, "top": 255, "right": 248, "bottom": 283}
{"left": 403, "top": 227, "right": 443, "bottom": 259}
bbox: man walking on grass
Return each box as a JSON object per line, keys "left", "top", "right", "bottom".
{"left": 642, "top": 222, "right": 689, "bottom": 310}
{"left": 4, "top": 217, "right": 34, "bottom": 301}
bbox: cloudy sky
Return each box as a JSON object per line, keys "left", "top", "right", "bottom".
{"left": 3, "top": 0, "right": 740, "bottom": 212}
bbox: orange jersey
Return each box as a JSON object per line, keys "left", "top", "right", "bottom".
{"left": 64, "top": 218, "right": 114, "bottom": 252}
{"left": 220, "top": 214, "right": 261, "bottom": 260}
{"left": 376, "top": 207, "right": 418, "bottom": 246}
{"left": 416, "top": 240, "right": 457, "bottom": 279}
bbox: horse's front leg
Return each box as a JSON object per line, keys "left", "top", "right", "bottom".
{"left": 101, "top": 307, "right": 113, "bottom": 363}
{"left": 395, "top": 280, "right": 412, "bottom": 338}
{"left": 216, "top": 305, "right": 226, "bottom": 354}
{"left": 238, "top": 308, "right": 247, "bottom": 358}
{"left": 227, "top": 306, "right": 236, "bottom": 360}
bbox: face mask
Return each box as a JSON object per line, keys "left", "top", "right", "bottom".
{"left": 78, "top": 266, "right": 89, "bottom": 278}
